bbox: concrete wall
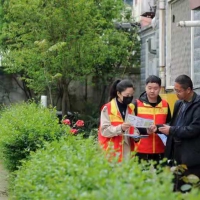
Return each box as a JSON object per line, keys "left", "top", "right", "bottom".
{"left": 0, "top": 73, "right": 27, "bottom": 105}
{"left": 0, "top": 70, "right": 141, "bottom": 112}
{"left": 68, "top": 71, "right": 141, "bottom": 112}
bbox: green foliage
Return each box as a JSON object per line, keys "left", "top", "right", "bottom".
{"left": 10, "top": 136, "right": 199, "bottom": 200}
{"left": 64, "top": 101, "right": 100, "bottom": 138}
{"left": 0, "top": 0, "right": 140, "bottom": 112}
{"left": 79, "top": 101, "right": 100, "bottom": 137}
{"left": 171, "top": 164, "right": 200, "bottom": 192}
{"left": 0, "top": 102, "right": 68, "bottom": 171}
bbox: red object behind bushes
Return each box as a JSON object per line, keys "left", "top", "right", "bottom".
{"left": 62, "top": 119, "right": 84, "bottom": 135}
{"left": 70, "top": 129, "right": 78, "bottom": 134}
{"left": 75, "top": 120, "right": 84, "bottom": 127}
{"left": 62, "top": 119, "right": 71, "bottom": 125}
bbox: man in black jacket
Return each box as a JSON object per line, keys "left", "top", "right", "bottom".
{"left": 158, "top": 75, "right": 200, "bottom": 191}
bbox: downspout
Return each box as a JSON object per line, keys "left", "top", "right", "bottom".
{"left": 159, "top": 0, "right": 165, "bottom": 93}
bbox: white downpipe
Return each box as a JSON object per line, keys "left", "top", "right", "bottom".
{"left": 191, "top": 11, "right": 194, "bottom": 83}
{"left": 159, "top": 0, "right": 165, "bottom": 90}
{"left": 177, "top": 21, "right": 200, "bottom": 27}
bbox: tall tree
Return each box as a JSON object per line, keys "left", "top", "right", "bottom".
{"left": 0, "top": 0, "right": 140, "bottom": 115}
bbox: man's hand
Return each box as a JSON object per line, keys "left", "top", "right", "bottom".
{"left": 121, "top": 123, "right": 132, "bottom": 132}
{"left": 147, "top": 125, "right": 157, "bottom": 134}
{"left": 158, "top": 124, "right": 170, "bottom": 135}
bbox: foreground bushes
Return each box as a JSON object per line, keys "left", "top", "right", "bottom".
{"left": 0, "top": 102, "right": 68, "bottom": 171}
{"left": 11, "top": 136, "right": 199, "bottom": 200}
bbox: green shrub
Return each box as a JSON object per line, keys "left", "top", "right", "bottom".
{"left": 0, "top": 102, "right": 68, "bottom": 171}
{"left": 10, "top": 136, "right": 199, "bottom": 200}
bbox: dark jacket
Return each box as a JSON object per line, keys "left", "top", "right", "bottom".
{"left": 165, "top": 92, "right": 200, "bottom": 167}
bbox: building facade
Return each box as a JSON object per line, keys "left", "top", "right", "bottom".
{"left": 133, "top": 0, "right": 200, "bottom": 93}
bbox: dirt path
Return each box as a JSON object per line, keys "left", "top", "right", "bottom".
{"left": 0, "top": 162, "right": 8, "bottom": 200}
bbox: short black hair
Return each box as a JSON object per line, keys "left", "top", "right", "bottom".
{"left": 109, "top": 79, "right": 134, "bottom": 101}
{"left": 175, "top": 75, "right": 193, "bottom": 90}
{"left": 145, "top": 75, "right": 161, "bottom": 86}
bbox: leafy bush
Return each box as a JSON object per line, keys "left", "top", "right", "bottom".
{"left": 64, "top": 106, "right": 99, "bottom": 138}
{"left": 171, "top": 164, "right": 200, "bottom": 192}
{"left": 79, "top": 102, "right": 100, "bottom": 138}
{"left": 0, "top": 102, "right": 68, "bottom": 171}
{"left": 10, "top": 136, "right": 199, "bottom": 200}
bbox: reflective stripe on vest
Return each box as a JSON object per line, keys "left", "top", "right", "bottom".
{"left": 135, "top": 99, "right": 168, "bottom": 154}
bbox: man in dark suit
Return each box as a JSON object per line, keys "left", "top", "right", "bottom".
{"left": 158, "top": 75, "right": 200, "bottom": 191}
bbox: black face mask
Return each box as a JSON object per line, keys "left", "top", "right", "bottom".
{"left": 122, "top": 96, "right": 133, "bottom": 105}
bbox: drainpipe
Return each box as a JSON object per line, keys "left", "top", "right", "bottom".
{"left": 177, "top": 21, "right": 200, "bottom": 27}
{"left": 159, "top": 0, "right": 165, "bottom": 93}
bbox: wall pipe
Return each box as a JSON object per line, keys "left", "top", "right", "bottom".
{"left": 159, "top": 0, "right": 165, "bottom": 92}
{"left": 177, "top": 21, "right": 200, "bottom": 27}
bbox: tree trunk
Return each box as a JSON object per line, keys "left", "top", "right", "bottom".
{"left": 84, "top": 77, "right": 87, "bottom": 102}
{"left": 61, "top": 89, "right": 66, "bottom": 117}
{"left": 61, "top": 80, "right": 71, "bottom": 117}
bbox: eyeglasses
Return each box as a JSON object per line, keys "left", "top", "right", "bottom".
{"left": 173, "top": 89, "right": 185, "bottom": 94}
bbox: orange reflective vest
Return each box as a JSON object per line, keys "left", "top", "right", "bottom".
{"left": 135, "top": 99, "right": 168, "bottom": 154}
{"left": 98, "top": 99, "right": 135, "bottom": 162}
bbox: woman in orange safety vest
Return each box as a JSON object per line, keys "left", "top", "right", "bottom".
{"left": 98, "top": 79, "right": 139, "bottom": 162}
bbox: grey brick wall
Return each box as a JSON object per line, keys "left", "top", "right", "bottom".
{"left": 193, "top": 9, "right": 200, "bottom": 93}
{"left": 139, "top": 0, "right": 196, "bottom": 90}
{"left": 169, "top": 0, "right": 191, "bottom": 85}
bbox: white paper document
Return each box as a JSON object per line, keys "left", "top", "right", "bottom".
{"left": 126, "top": 114, "right": 154, "bottom": 128}
{"left": 157, "top": 134, "right": 167, "bottom": 146}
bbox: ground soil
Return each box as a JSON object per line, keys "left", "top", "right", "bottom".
{"left": 0, "top": 162, "right": 8, "bottom": 200}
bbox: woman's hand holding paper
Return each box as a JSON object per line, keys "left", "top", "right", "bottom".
{"left": 121, "top": 122, "right": 132, "bottom": 132}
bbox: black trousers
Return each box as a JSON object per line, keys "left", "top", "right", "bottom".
{"left": 171, "top": 143, "right": 200, "bottom": 192}
{"left": 136, "top": 153, "right": 164, "bottom": 163}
